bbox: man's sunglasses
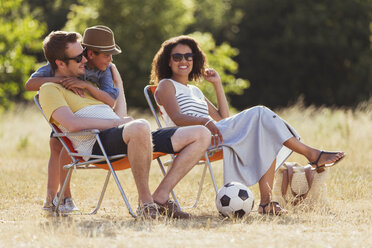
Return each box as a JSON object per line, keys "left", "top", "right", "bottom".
{"left": 171, "top": 53, "right": 194, "bottom": 62}
{"left": 63, "top": 48, "right": 86, "bottom": 63}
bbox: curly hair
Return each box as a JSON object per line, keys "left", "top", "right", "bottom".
{"left": 150, "top": 35, "right": 207, "bottom": 85}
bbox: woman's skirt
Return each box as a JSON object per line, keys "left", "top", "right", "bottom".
{"left": 215, "top": 106, "right": 300, "bottom": 186}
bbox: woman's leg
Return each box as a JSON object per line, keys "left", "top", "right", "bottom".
{"left": 283, "top": 137, "right": 344, "bottom": 166}
{"left": 258, "top": 159, "right": 287, "bottom": 214}
{"left": 258, "top": 159, "right": 275, "bottom": 204}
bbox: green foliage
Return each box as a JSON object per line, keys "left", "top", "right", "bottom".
{"left": 186, "top": 0, "right": 244, "bottom": 42}
{"left": 189, "top": 32, "right": 249, "bottom": 104}
{"left": 230, "top": 0, "right": 372, "bottom": 108}
{"left": 64, "top": 0, "right": 247, "bottom": 107}
{"left": 65, "top": 0, "right": 195, "bottom": 107}
{"left": 26, "top": 0, "right": 79, "bottom": 33}
{"left": 0, "top": 0, "right": 46, "bottom": 109}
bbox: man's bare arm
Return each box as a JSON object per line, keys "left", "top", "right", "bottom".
{"left": 52, "top": 106, "right": 132, "bottom": 132}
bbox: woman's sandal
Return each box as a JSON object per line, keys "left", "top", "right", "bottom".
{"left": 309, "top": 151, "right": 345, "bottom": 173}
{"left": 258, "top": 201, "right": 288, "bottom": 216}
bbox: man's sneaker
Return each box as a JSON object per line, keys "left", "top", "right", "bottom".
{"left": 155, "top": 200, "right": 191, "bottom": 219}
{"left": 42, "top": 200, "right": 56, "bottom": 211}
{"left": 53, "top": 196, "right": 79, "bottom": 213}
{"left": 52, "top": 195, "right": 62, "bottom": 211}
{"left": 61, "top": 197, "right": 79, "bottom": 213}
{"left": 136, "top": 202, "right": 160, "bottom": 219}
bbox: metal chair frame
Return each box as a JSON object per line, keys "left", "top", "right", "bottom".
{"left": 144, "top": 85, "right": 221, "bottom": 208}
{"left": 34, "top": 94, "right": 179, "bottom": 217}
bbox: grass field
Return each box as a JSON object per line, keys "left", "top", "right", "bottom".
{"left": 0, "top": 103, "right": 371, "bottom": 247}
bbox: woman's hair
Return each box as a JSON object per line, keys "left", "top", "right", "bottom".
{"left": 150, "top": 35, "right": 207, "bottom": 84}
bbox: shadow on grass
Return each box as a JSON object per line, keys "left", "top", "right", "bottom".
{"left": 38, "top": 211, "right": 307, "bottom": 238}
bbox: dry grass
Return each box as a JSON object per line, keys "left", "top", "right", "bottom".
{"left": 0, "top": 103, "right": 371, "bottom": 247}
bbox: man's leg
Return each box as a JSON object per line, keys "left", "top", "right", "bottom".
{"left": 44, "top": 137, "right": 62, "bottom": 208}
{"left": 59, "top": 148, "right": 73, "bottom": 198}
{"left": 122, "top": 119, "right": 153, "bottom": 205}
{"left": 152, "top": 126, "right": 211, "bottom": 204}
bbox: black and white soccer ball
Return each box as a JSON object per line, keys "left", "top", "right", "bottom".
{"left": 216, "top": 181, "right": 254, "bottom": 218}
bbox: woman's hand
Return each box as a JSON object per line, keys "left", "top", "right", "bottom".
{"left": 205, "top": 121, "right": 223, "bottom": 147}
{"left": 203, "top": 68, "right": 221, "bottom": 86}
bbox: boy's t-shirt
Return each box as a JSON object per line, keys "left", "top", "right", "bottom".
{"left": 31, "top": 62, "right": 119, "bottom": 100}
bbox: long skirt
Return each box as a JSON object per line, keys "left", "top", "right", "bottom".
{"left": 215, "top": 106, "right": 300, "bottom": 186}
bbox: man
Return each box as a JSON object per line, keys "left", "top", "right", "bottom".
{"left": 26, "top": 26, "right": 125, "bottom": 212}
{"left": 38, "top": 31, "right": 211, "bottom": 219}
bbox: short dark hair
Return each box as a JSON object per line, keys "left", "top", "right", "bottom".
{"left": 150, "top": 35, "right": 207, "bottom": 84}
{"left": 43, "top": 31, "right": 82, "bottom": 70}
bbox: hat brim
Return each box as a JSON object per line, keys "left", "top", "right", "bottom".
{"left": 83, "top": 44, "right": 122, "bottom": 55}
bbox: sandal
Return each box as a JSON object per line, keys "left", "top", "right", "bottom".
{"left": 309, "top": 151, "right": 345, "bottom": 172}
{"left": 258, "top": 201, "right": 288, "bottom": 216}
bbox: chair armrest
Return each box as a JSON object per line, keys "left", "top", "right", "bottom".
{"left": 52, "top": 129, "right": 100, "bottom": 138}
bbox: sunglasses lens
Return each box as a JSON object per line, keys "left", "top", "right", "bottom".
{"left": 172, "top": 53, "right": 194, "bottom": 62}
{"left": 75, "top": 54, "right": 83, "bottom": 63}
{"left": 172, "top": 54, "right": 183, "bottom": 62}
{"left": 184, "top": 53, "right": 194, "bottom": 61}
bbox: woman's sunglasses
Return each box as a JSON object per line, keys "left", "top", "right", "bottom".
{"left": 171, "top": 53, "right": 194, "bottom": 62}
{"left": 63, "top": 48, "right": 86, "bottom": 63}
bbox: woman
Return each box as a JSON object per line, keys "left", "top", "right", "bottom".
{"left": 149, "top": 35, "right": 345, "bottom": 215}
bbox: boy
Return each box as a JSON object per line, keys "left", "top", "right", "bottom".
{"left": 25, "top": 25, "right": 126, "bottom": 212}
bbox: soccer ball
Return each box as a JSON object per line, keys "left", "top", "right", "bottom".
{"left": 216, "top": 181, "right": 254, "bottom": 218}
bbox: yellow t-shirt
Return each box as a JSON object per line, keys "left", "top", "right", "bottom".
{"left": 39, "top": 83, "right": 104, "bottom": 123}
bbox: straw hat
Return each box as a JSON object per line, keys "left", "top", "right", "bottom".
{"left": 82, "top": 25, "right": 122, "bottom": 55}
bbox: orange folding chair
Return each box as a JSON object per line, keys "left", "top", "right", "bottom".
{"left": 34, "top": 94, "right": 174, "bottom": 217}
{"left": 144, "top": 85, "right": 223, "bottom": 208}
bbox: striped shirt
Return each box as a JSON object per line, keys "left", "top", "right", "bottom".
{"left": 158, "top": 79, "right": 210, "bottom": 126}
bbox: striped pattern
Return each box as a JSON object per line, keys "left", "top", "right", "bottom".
{"left": 157, "top": 79, "right": 210, "bottom": 127}
{"left": 176, "top": 93, "right": 209, "bottom": 117}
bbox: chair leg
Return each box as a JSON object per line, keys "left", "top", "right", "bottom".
{"left": 183, "top": 160, "right": 208, "bottom": 209}
{"left": 88, "top": 170, "right": 111, "bottom": 215}
{"left": 204, "top": 154, "right": 218, "bottom": 193}
{"left": 109, "top": 167, "right": 136, "bottom": 218}
{"left": 185, "top": 151, "right": 218, "bottom": 209}
{"left": 96, "top": 136, "right": 136, "bottom": 218}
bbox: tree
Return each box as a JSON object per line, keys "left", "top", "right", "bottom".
{"left": 64, "top": 0, "right": 248, "bottom": 107}
{"left": 230, "top": 0, "right": 372, "bottom": 108}
{"left": 0, "top": 0, "right": 46, "bottom": 110}
{"left": 27, "top": 0, "right": 79, "bottom": 36}
{"left": 189, "top": 32, "right": 249, "bottom": 104}
{"left": 185, "top": 0, "right": 244, "bottom": 43}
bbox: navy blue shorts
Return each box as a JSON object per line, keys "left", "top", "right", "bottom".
{"left": 91, "top": 127, "right": 178, "bottom": 157}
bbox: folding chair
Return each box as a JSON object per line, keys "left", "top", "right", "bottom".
{"left": 34, "top": 94, "right": 172, "bottom": 218}
{"left": 144, "top": 85, "right": 222, "bottom": 208}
